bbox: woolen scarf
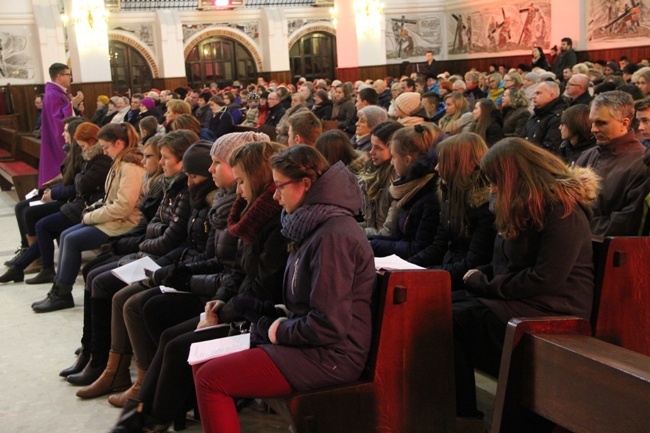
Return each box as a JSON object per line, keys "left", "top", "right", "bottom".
{"left": 389, "top": 173, "right": 435, "bottom": 209}
{"left": 281, "top": 204, "right": 349, "bottom": 242}
{"left": 227, "top": 183, "right": 282, "bottom": 244}
{"left": 209, "top": 186, "right": 236, "bottom": 230}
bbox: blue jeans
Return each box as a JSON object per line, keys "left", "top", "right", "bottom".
{"left": 14, "top": 211, "right": 75, "bottom": 270}
{"left": 56, "top": 223, "right": 110, "bottom": 286}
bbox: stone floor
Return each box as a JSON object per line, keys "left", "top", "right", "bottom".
{"left": 0, "top": 188, "right": 495, "bottom": 432}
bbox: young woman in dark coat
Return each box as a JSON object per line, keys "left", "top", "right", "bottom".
{"left": 370, "top": 123, "right": 443, "bottom": 259}
{"left": 193, "top": 145, "right": 375, "bottom": 433}
{"left": 104, "top": 132, "right": 271, "bottom": 409}
{"left": 64, "top": 131, "right": 197, "bottom": 399}
{"left": 501, "top": 88, "right": 531, "bottom": 137}
{"left": 469, "top": 99, "right": 504, "bottom": 147}
{"left": 557, "top": 104, "right": 597, "bottom": 166}
{"left": 453, "top": 138, "right": 598, "bottom": 428}
{"left": 1, "top": 121, "right": 109, "bottom": 284}
{"left": 311, "top": 89, "right": 333, "bottom": 120}
{"left": 108, "top": 140, "right": 288, "bottom": 433}
{"left": 408, "top": 133, "right": 496, "bottom": 291}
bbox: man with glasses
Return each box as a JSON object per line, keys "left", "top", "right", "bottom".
{"left": 565, "top": 74, "right": 592, "bottom": 106}
{"left": 39, "top": 63, "right": 83, "bottom": 188}
{"left": 264, "top": 91, "right": 286, "bottom": 127}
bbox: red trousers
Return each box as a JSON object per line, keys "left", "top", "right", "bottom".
{"left": 193, "top": 347, "right": 292, "bottom": 433}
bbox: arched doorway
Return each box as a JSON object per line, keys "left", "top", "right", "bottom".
{"left": 109, "top": 41, "right": 154, "bottom": 95}
{"left": 185, "top": 37, "right": 257, "bottom": 88}
{"left": 289, "top": 32, "right": 337, "bottom": 81}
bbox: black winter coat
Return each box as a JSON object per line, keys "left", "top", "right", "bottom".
{"left": 520, "top": 97, "right": 566, "bottom": 153}
{"left": 311, "top": 100, "right": 333, "bottom": 120}
{"left": 409, "top": 186, "right": 496, "bottom": 290}
{"left": 502, "top": 106, "right": 530, "bottom": 137}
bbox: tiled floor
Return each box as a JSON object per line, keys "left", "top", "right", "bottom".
{"left": 0, "top": 189, "right": 495, "bottom": 432}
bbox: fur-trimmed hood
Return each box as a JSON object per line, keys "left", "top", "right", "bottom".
{"left": 347, "top": 151, "right": 368, "bottom": 176}
{"left": 559, "top": 165, "right": 600, "bottom": 208}
{"left": 82, "top": 142, "right": 104, "bottom": 161}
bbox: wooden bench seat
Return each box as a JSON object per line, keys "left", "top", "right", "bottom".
{"left": 283, "top": 269, "right": 456, "bottom": 433}
{"left": 0, "top": 160, "right": 38, "bottom": 200}
{"left": 491, "top": 236, "right": 650, "bottom": 432}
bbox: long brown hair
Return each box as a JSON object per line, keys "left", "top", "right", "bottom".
{"left": 470, "top": 99, "right": 498, "bottom": 141}
{"left": 229, "top": 141, "right": 285, "bottom": 212}
{"left": 97, "top": 122, "right": 140, "bottom": 166}
{"left": 437, "top": 133, "right": 489, "bottom": 235}
{"left": 481, "top": 137, "right": 585, "bottom": 238}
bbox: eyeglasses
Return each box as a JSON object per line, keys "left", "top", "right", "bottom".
{"left": 275, "top": 179, "right": 298, "bottom": 190}
{"left": 60, "top": 73, "right": 72, "bottom": 76}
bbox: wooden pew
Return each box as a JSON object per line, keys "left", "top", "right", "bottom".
{"left": 283, "top": 269, "right": 456, "bottom": 433}
{"left": 15, "top": 133, "right": 40, "bottom": 169}
{"left": 321, "top": 120, "right": 339, "bottom": 131}
{"left": 0, "top": 160, "right": 38, "bottom": 200}
{"left": 491, "top": 236, "right": 650, "bottom": 433}
{"left": 0, "top": 126, "right": 18, "bottom": 158}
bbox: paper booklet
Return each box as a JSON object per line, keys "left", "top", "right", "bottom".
{"left": 111, "top": 256, "right": 160, "bottom": 285}
{"left": 374, "top": 254, "right": 425, "bottom": 271}
{"left": 187, "top": 333, "right": 250, "bottom": 365}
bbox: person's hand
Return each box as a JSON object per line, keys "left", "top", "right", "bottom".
{"left": 196, "top": 300, "right": 224, "bottom": 330}
{"left": 41, "top": 189, "right": 52, "bottom": 203}
{"left": 250, "top": 316, "right": 274, "bottom": 347}
{"left": 71, "top": 91, "right": 84, "bottom": 107}
{"left": 463, "top": 269, "right": 481, "bottom": 282}
{"left": 463, "top": 269, "right": 489, "bottom": 296}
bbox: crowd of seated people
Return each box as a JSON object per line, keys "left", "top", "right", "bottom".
{"left": 5, "top": 42, "right": 650, "bottom": 433}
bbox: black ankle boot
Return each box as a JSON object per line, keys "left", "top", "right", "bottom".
{"left": 0, "top": 267, "right": 24, "bottom": 283}
{"left": 109, "top": 398, "right": 144, "bottom": 433}
{"left": 25, "top": 267, "right": 55, "bottom": 284}
{"left": 66, "top": 356, "right": 106, "bottom": 386}
{"left": 32, "top": 283, "right": 74, "bottom": 313}
{"left": 59, "top": 349, "right": 90, "bottom": 377}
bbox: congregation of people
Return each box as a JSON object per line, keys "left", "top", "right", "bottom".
{"left": 4, "top": 37, "right": 650, "bottom": 433}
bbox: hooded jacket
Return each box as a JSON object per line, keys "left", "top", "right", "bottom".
{"left": 467, "top": 166, "right": 599, "bottom": 323}
{"left": 262, "top": 162, "right": 376, "bottom": 391}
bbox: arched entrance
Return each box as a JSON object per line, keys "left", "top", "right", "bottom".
{"left": 185, "top": 37, "right": 257, "bottom": 88}
{"left": 289, "top": 32, "right": 337, "bottom": 81}
{"left": 108, "top": 40, "right": 154, "bottom": 95}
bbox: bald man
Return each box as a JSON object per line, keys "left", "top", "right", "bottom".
{"left": 566, "top": 73, "right": 593, "bottom": 106}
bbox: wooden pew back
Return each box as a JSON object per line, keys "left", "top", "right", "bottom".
{"left": 285, "top": 269, "right": 455, "bottom": 433}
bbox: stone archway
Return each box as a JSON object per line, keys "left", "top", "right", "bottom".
{"left": 184, "top": 27, "right": 263, "bottom": 72}
{"left": 108, "top": 31, "right": 159, "bottom": 78}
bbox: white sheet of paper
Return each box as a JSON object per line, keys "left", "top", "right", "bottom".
{"left": 187, "top": 333, "right": 250, "bottom": 365}
{"left": 374, "top": 254, "right": 425, "bottom": 271}
{"left": 29, "top": 200, "right": 44, "bottom": 207}
{"left": 111, "top": 256, "right": 160, "bottom": 285}
{"left": 25, "top": 188, "right": 39, "bottom": 200}
{"left": 159, "top": 285, "right": 191, "bottom": 294}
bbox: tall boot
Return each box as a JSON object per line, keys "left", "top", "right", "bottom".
{"left": 109, "top": 368, "right": 147, "bottom": 408}
{"left": 76, "top": 351, "right": 132, "bottom": 399}
{"left": 108, "top": 398, "right": 144, "bottom": 433}
{"left": 66, "top": 354, "right": 107, "bottom": 386}
{"left": 61, "top": 291, "right": 93, "bottom": 378}
{"left": 24, "top": 235, "right": 41, "bottom": 274}
{"left": 59, "top": 347, "right": 90, "bottom": 377}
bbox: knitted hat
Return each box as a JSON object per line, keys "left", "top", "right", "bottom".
{"left": 247, "top": 91, "right": 260, "bottom": 100}
{"left": 140, "top": 97, "right": 155, "bottom": 111}
{"left": 210, "top": 131, "right": 271, "bottom": 162}
{"left": 97, "top": 95, "right": 109, "bottom": 105}
{"left": 525, "top": 72, "right": 540, "bottom": 82}
{"left": 183, "top": 141, "right": 213, "bottom": 178}
{"left": 358, "top": 106, "right": 388, "bottom": 129}
{"left": 260, "top": 91, "right": 270, "bottom": 100}
{"left": 395, "top": 92, "right": 421, "bottom": 116}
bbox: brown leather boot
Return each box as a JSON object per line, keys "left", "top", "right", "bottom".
{"left": 108, "top": 368, "right": 146, "bottom": 408}
{"left": 76, "top": 352, "right": 132, "bottom": 399}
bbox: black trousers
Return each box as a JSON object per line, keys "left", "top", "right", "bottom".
{"left": 452, "top": 296, "right": 506, "bottom": 417}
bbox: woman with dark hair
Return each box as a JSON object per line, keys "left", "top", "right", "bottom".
{"left": 408, "top": 133, "right": 496, "bottom": 290}
{"left": 4, "top": 117, "right": 85, "bottom": 274}
{"left": 138, "top": 116, "right": 159, "bottom": 145}
{"left": 223, "top": 91, "right": 243, "bottom": 125}
{"left": 331, "top": 83, "right": 357, "bottom": 135}
{"left": 370, "top": 123, "right": 443, "bottom": 259}
{"left": 500, "top": 88, "right": 531, "bottom": 137}
{"left": 315, "top": 129, "right": 367, "bottom": 175}
{"left": 191, "top": 144, "right": 375, "bottom": 433}
{"left": 1, "top": 122, "right": 111, "bottom": 284}
{"left": 453, "top": 138, "right": 598, "bottom": 428}
{"left": 195, "top": 91, "right": 214, "bottom": 129}
{"left": 208, "top": 95, "right": 235, "bottom": 139}
{"left": 311, "top": 89, "right": 333, "bottom": 120}
{"left": 64, "top": 131, "right": 199, "bottom": 398}
{"left": 359, "top": 121, "right": 402, "bottom": 236}
{"left": 469, "top": 99, "right": 504, "bottom": 147}
{"left": 109, "top": 139, "right": 288, "bottom": 433}
{"left": 558, "top": 104, "right": 597, "bottom": 165}
{"left": 30, "top": 123, "right": 145, "bottom": 313}
{"left": 531, "top": 46, "right": 550, "bottom": 71}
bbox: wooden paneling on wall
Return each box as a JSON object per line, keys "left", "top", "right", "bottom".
{"left": 334, "top": 46, "right": 650, "bottom": 83}
{"left": 152, "top": 77, "right": 188, "bottom": 93}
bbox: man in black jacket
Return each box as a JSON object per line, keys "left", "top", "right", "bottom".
{"left": 520, "top": 81, "right": 566, "bottom": 153}
{"left": 552, "top": 37, "right": 577, "bottom": 82}
{"left": 566, "top": 74, "right": 593, "bottom": 106}
{"left": 264, "top": 92, "right": 286, "bottom": 127}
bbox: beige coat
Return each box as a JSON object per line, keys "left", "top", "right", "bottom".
{"left": 82, "top": 152, "right": 145, "bottom": 237}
